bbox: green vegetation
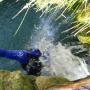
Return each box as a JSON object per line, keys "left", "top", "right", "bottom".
{"left": 78, "top": 35, "right": 90, "bottom": 56}
{"left": 12, "top": 0, "right": 89, "bottom": 36}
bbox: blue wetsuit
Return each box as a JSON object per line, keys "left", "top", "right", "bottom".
{"left": 0, "top": 49, "right": 30, "bottom": 64}
{"left": 0, "top": 48, "right": 43, "bottom": 75}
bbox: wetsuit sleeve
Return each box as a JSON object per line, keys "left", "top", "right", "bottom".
{"left": 0, "top": 49, "right": 7, "bottom": 57}
{"left": 0, "top": 49, "right": 29, "bottom": 64}
{"left": 0, "top": 49, "right": 18, "bottom": 59}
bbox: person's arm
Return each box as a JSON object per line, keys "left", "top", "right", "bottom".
{"left": 0, "top": 49, "right": 29, "bottom": 65}
{"left": 0, "top": 49, "right": 23, "bottom": 60}
{"left": 0, "top": 48, "right": 8, "bottom": 57}
{"left": 0, "top": 49, "right": 18, "bottom": 59}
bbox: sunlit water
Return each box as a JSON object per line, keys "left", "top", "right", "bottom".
{"left": 25, "top": 10, "right": 90, "bottom": 81}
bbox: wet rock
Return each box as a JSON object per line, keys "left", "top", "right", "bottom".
{"left": 0, "top": 70, "right": 69, "bottom": 90}
{"left": 36, "top": 76, "right": 69, "bottom": 90}
{"left": 0, "top": 70, "right": 36, "bottom": 90}
{"left": 47, "top": 76, "right": 90, "bottom": 90}
{"left": 0, "top": 70, "right": 90, "bottom": 90}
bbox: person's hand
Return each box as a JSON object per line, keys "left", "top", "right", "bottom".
{"left": 27, "top": 61, "right": 43, "bottom": 76}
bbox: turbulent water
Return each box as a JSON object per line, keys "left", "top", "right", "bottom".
{"left": 25, "top": 10, "right": 90, "bottom": 81}
{"left": 0, "top": 0, "right": 89, "bottom": 81}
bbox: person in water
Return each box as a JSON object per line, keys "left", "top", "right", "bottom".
{"left": 0, "top": 48, "right": 43, "bottom": 76}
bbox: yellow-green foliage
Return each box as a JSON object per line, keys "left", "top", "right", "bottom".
{"left": 34, "top": 0, "right": 85, "bottom": 11}
{"left": 14, "top": 0, "right": 87, "bottom": 36}
{"left": 78, "top": 35, "right": 90, "bottom": 56}
{"left": 78, "top": 35, "right": 90, "bottom": 44}
{"left": 34, "top": 0, "right": 65, "bottom": 11}
{"left": 77, "top": 4, "right": 90, "bottom": 24}
{"left": 73, "top": 3, "right": 90, "bottom": 35}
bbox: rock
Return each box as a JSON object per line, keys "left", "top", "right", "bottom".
{"left": 0, "top": 70, "right": 90, "bottom": 90}
{"left": 0, "top": 70, "right": 36, "bottom": 90}
{"left": 0, "top": 70, "right": 69, "bottom": 90}
{"left": 47, "top": 76, "right": 90, "bottom": 90}
{"left": 35, "top": 76, "right": 69, "bottom": 90}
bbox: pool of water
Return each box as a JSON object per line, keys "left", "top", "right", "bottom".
{"left": 0, "top": 0, "right": 89, "bottom": 81}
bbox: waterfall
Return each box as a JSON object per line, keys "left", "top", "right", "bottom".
{"left": 25, "top": 9, "right": 90, "bottom": 81}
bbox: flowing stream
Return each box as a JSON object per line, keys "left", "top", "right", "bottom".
{"left": 0, "top": 0, "right": 89, "bottom": 81}
{"left": 26, "top": 10, "right": 90, "bottom": 81}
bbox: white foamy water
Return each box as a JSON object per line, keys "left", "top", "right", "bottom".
{"left": 25, "top": 11, "right": 90, "bottom": 81}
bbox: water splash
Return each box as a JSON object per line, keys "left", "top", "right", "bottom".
{"left": 25, "top": 10, "right": 89, "bottom": 81}
{"left": 0, "top": 0, "right": 3, "bottom": 2}
{"left": 37, "top": 39, "right": 89, "bottom": 81}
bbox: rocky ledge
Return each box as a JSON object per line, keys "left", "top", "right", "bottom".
{"left": 0, "top": 70, "right": 90, "bottom": 90}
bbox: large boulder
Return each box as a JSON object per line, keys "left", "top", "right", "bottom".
{"left": 0, "top": 70, "right": 90, "bottom": 90}
{"left": 0, "top": 70, "right": 69, "bottom": 90}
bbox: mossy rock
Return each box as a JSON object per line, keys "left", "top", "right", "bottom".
{"left": 1, "top": 70, "right": 90, "bottom": 90}
{"left": 35, "top": 76, "right": 69, "bottom": 90}
{"left": 0, "top": 70, "right": 69, "bottom": 90}
{"left": 0, "top": 70, "right": 36, "bottom": 90}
